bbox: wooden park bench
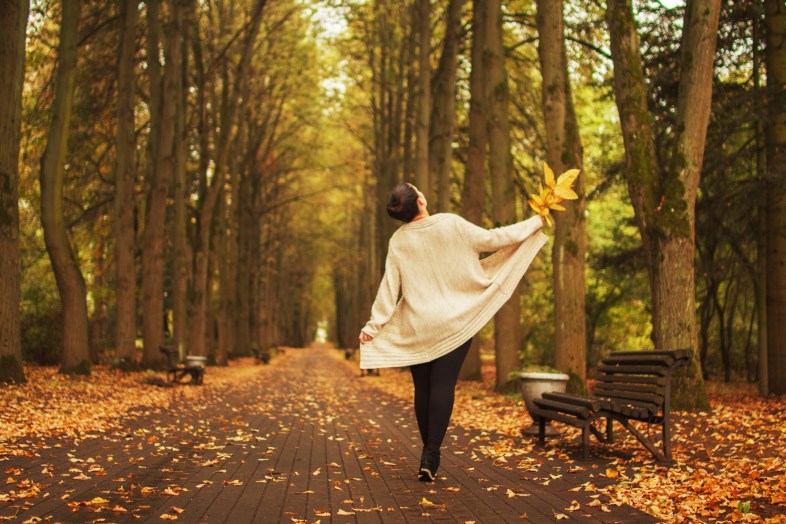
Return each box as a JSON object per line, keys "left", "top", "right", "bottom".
{"left": 529, "top": 349, "right": 690, "bottom": 461}
{"left": 160, "top": 346, "right": 206, "bottom": 385}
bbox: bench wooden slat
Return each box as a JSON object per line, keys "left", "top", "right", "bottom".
{"left": 529, "top": 407, "right": 590, "bottom": 428}
{"left": 602, "top": 354, "right": 675, "bottom": 367}
{"left": 541, "top": 392, "right": 603, "bottom": 412}
{"left": 597, "top": 364, "right": 667, "bottom": 376}
{"left": 533, "top": 398, "right": 592, "bottom": 419}
{"left": 610, "top": 349, "right": 691, "bottom": 362}
{"left": 595, "top": 374, "right": 666, "bottom": 386}
{"left": 593, "top": 382, "right": 662, "bottom": 395}
{"left": 593, "top": 386, "right": 664, "bottom": 406}
{"left": 597, "top": 398, "right": 658, "bottom": 417}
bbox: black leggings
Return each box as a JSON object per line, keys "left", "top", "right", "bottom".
{"left": 409, "top": 338, "right": 472, "bottom": 451}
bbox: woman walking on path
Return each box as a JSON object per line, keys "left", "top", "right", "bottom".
{"left": 359, "top": 183, "right": 548, "bottom": 481}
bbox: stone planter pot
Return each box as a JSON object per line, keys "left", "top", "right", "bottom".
{"left": 185, "top": 356, "right": 208, "bottom": 368}
{"left": 518, "top": 371, "right": 570, "bottom": 436}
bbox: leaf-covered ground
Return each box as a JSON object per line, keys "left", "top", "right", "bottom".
{"left": 365, "top": 360, "right": 786, "bottom": 523}
{"left": 2, "top": 350, "right": 653, "bottom": 523}
{"left": 1, "top": 352, "right": 784, "bottom": 523}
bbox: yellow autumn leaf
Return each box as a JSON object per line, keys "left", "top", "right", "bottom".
{"left": 556, "top": 168, "right": 580, "bottom": 188}
{"left": 553, "top": 185, "right": 578, "bottom": 200}
{"left": 543, "top": 162, "right": 556, "bottom": 188}
{"left": 548, "top": 203, "right": 566, "bottom": 211}
{"left": 420, "top": 497, "right": 445, "bottom": 508}
{"left": 89, "top": 497, "right": 110, "bottom": 505}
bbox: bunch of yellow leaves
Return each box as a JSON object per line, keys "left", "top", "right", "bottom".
{"left": 528, "top": 162, "right": 580, "bottom": 226}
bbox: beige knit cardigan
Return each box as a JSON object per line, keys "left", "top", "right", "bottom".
{"left": 359, "top": 213, "right": 547, "bottom": 369}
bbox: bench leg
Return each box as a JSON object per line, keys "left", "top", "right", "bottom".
{"left": 581, "top": 425, "right": 590, "bottom": 460}
{"left": 606, "top": 417, "right": 614, "bottom": 443}
{"left": 618, "top": 418, "right": 666, "bottom": 462}
{"left": 662, "top": 418, "right": 671, "bottom": 460}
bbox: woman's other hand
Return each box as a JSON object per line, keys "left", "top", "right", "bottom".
{"left": 359, "top": 331, "right": 373, "bottom": 344}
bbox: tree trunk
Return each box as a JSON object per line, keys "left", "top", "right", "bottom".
{"left": 413, "top": 0, "right": 431, "bottom": 192}
{"left": 0, "top": 0, "right": 29, "bottom": 384}
{"left": 142, "top": 0, "right": 181, "bottom": 364}
{"left": 752, "top": 9, "right": 768, "bottom": 395}
{"left": 765, "top": 0, "right": 786, "bottom": 394}
{"left": 429, "top": 0, "right": 462, "bottom": 212}
{"left": 39, "top": 0, "right": 90, "bottom": 375}
{"left": 114, "top": 0, "right": 139, "bottom": 367}
{"left": 172, "top": 6, "right": 190, "bottom": 359}
{"left": 606, "top": 0, "right": 718, "bottom": 409}
{"left": 536, "top": 0, "right": 587, "bottom": 393}
{"left": 145, "top": 0, "right": 162, "bottom": 185}
{"left": 485, "top": 0, "right": 520, "bottom": 392}
{"left": 458, "top": 0, "right": 488, "bottom": 381}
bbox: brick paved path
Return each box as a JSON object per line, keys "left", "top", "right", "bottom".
{"left": 0, "top": 348, "right": 655, "bottom": 523}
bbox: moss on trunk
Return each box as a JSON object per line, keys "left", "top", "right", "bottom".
{"left": 0, "top": 355, "right": 26, "bottom": 384}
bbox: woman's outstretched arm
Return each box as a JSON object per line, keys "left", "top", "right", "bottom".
{"left": 457, "top": 215, "right": 544, "bottom": 252}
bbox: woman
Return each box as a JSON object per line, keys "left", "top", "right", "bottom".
{"left": 359, "top": 183, "right": 548, "bottom": 481}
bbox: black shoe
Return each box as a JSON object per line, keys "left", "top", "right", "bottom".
{"left": 418, "top": 446, "right": 440, "bottom": 482}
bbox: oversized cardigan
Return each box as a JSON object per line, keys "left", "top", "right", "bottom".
{"left": 359, "top": 213, "right": 548, "bottom": 369}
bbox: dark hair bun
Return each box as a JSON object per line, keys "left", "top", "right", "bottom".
{"left": 387, "top": 184, "right": 419, "bottom": 222}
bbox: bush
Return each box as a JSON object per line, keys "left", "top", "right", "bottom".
{"left": 21, "top": 309, "right": 63, "bottom": 365}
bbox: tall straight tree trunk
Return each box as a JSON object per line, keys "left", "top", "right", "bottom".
{"left": 765, "top": 0, "right": 786, "bottom": 394}
{"left": 142, "top": 0, "right": 182, "bottom": 364}
{"left": 114, "top": 0, "right": 139, "bottom": 367}
{"left": 145, "top": 0, "right": 162, "bottom": 188}
{"left": 752, "top": 10, "right": 768, "bottom": 394}
{"left": 0, "top": 0, "right": 29, "bottom": 383}
{"left": 458, "top": 0, "right": 488, "bottom": 381}
{"left": 413, "top": 0, "right": 431, "bottom": 192}
{"left": 39, "top": 0, "right": 90, "bottom": 375}
{"left": 536, "top": 0, "right": 587, "bottom": 393}
{"left": 485, "top": 0, "right": 520, "bottom": 391}
{"left": 172, "top": 8, "right": 190, "bottom": 358}
{"left": 216, "top": 187, "right": 231, "bottom": 366}
{"left": 429, "top": 0, "right": 463, "bottom": 212}
{"left": 606, "top": 0, "right": 719, "bottom": 409}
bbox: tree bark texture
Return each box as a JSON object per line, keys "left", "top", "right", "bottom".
{"left": 765, "top": 0, "right": 786, "bottom": 394}
{"left": 536, "top": 0, "right": 587, "bottom": 393}
{"left": 114, "top": 0, "right": 139, "bottom": 366}
{"left": 0, "top": 0, "right": 29, "bottom": 383}
{"left": 142, "top": 0, "right": 181, "bottom": 364}
{"left": 606, "top": 0, "right": 719, "bottom": 409}
{"left": 752, "top": 11, "right": 767, "bottom": 395}
{"left": 172, "top": 9, "right": 190, "bottom": 359}
{"left": 413, "top": 0, "right": 431, "bottom": 193}
{"left": 458, "top": 0, "right": 488, "bottom": 381}
{"left": 39, "top": 0, "right": 91, "bottom": 375}
{"left": 429, "top": 0, "right": 463, "bottom": 213}
{"left": 484, "top": 0, "right": 520, "bottom": 391}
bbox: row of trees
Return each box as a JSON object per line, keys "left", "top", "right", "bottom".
{"left": 329, "top": 0, "right": 785, "bottom": 406}
{"left": 1, "top": 0, "right": 325, "bottom": 381}
{"left": 1, "top": 0, "right": 784, "bottom": 409}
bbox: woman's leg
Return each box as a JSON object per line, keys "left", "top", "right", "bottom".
{"left": 424, "top": 338, "right": 472, "bottom": 452}
{"left": 409, "top": 361, "right": 432, "bottom": 446}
